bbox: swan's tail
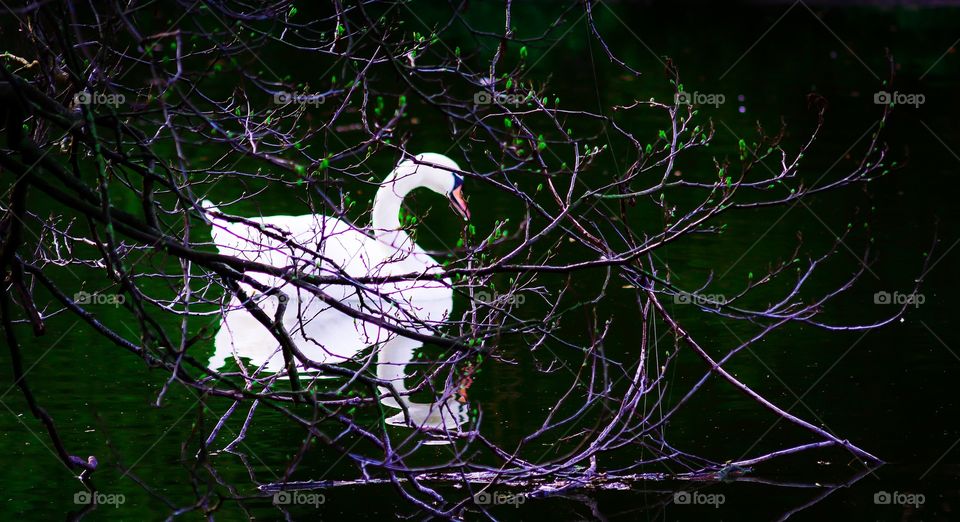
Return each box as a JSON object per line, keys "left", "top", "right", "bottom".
{"left": 200, "top": 199, "right": 220, "bottom": 215}
{"left": 200, "top": 199, "right": 226, "bottom": 248}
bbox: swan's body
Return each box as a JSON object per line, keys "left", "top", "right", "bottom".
{"left": 206, "top": 153, "right": 470, "bottom": 432}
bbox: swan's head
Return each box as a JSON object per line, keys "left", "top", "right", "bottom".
{"left": 374, "top": 153, "right": 471, "bottom": 233}
{"left": 400, "top": 153, "right": 470, "bottom": 221}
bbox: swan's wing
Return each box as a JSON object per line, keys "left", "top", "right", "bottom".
{"left": 210, "top": 213, "right": 336, "bottom": 262}
{"left": 209, "top": 212, "right": 378, "bottom": 287}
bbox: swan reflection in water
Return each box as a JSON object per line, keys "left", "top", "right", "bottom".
{"left": 205, "top": 153, "right": 471, "bottom": 435}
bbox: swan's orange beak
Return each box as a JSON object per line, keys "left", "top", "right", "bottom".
{"left": 449, "top": 186, "right": 470, "bottom": 221}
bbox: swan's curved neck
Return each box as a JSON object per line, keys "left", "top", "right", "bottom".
{"left": 372, "top": 181, "right": 408, "bottom": 233}
{"left": 372, "top": 166, "right": 423, "bottom": 247}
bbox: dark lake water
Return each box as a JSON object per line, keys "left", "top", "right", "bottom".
{"left": 1, "top": 3, "right": 958, "bottom": 520}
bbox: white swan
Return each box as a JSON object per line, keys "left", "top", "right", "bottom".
{"left": 205, "top": 152, "right": 471, "bottom": 431}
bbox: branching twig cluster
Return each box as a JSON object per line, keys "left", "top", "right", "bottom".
{"left": 0, "top": 1, "right": 931, "bottom": 518}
